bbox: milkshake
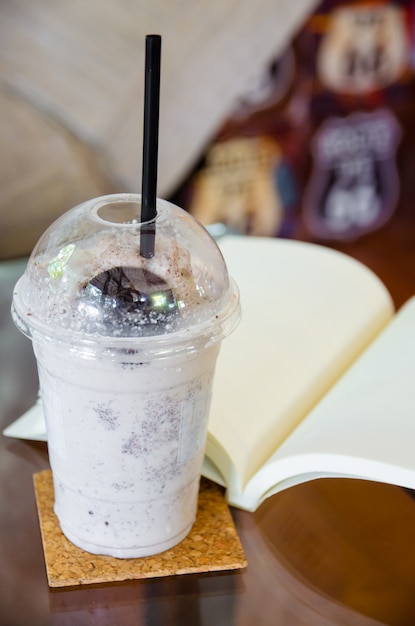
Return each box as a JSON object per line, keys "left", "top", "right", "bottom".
{"left": 12, "top": 194, "right": 240, "bottom": 558}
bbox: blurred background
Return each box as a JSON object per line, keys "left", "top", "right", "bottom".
{"left": 0, "top": 0, "right": 313, "bottom": 259}
{"left": 173, "top": 0, "right": 415, "bottom": 250}
{"left": 1, "top": 0, "right": 415, "bottom": 279}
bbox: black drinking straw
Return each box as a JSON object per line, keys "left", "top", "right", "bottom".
{"left": 140, "top": 34, "right": 161, "bottom": 258}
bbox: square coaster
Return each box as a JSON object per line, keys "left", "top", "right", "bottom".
{"left": 33, "top": 470, "right": 247, "bottom": 588}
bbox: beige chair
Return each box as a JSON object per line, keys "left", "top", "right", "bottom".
{"left": 0, "top": 0, "right": 315, "bottom": 259}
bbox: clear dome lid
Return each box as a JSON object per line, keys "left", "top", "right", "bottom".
{"left": 12, "top": 194, "right": 240, "bottom": 354}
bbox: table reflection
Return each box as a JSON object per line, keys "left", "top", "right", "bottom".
{"left": 253, "top": 479, "right": 415, "bottom": 625}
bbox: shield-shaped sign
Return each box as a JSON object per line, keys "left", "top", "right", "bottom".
{"left": 303, "top": 109, "right": 401, "bottom": 240}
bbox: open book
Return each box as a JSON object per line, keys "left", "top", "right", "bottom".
{"left": 5, "top": 236, "right": 415, "bottom": 512}
{"left": 202, "top": 236, "right": 415, "bottom": 511}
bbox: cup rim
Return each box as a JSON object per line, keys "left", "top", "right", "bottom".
{"left": 12, "top": 276, "right": 241, "bottom": 360}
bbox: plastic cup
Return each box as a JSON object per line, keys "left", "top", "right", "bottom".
{"left": 12, "top": 193, "right": 240, "bottom": 558}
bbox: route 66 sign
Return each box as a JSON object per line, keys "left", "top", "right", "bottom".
{"left": 316, "top": 3, "right": 411, "bottom": 95}
{"left": 303, "top": 109, "right": 401, "bottom": 240}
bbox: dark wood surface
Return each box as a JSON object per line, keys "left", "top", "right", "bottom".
{"left": 1, "top": 208, "right": 415, "bottom": 625}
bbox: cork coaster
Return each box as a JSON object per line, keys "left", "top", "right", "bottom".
{"left": 33, "top": 470, "right": 247, "bottom": 588}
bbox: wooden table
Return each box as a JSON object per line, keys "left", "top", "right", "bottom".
{"left": 1, "top": 210, "right": 415, "bottom": 625}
